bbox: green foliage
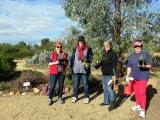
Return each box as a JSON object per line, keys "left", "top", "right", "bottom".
{"left": 152, "top": 56, "right": 160, "bottom": 67}
{"left": 64, "top": 77, "right": 73, "bottom": 88}
{"left": 40, "top": 38, "right": 55, "bottom": 51}
{"left": 61, "top": 0, "right": 160, "bottom": 59}
{"left": 0, "top": 43, "right": 34, "bottom": 59}
{"left": 0, "top": 54, "right": 16, "bottom": 81}
{"left": 61, "top": 0, "right": 114, "bottom": 41}
{"left": 41, "top": 38, "right": 50, "bottom": 46}
{"left": 62, "top": 27, "right": 81, "bottom": 53}
{"left": 0, "top": 82, "right": 11, "bottom": 91}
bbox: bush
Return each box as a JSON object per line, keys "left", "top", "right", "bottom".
{"left": 152, "top": 56, "right": 160, "bottom": 67}
{"left": 26, "top": 50, "right": 51, "bottom": 67}
{"left": 0, "top": 54, "right": 16, "bottom": 81}
{"left": 14, "top": 70, "right": 47, "bottom": 90}
{"left": 0, "top": 82, "right": 11, "bottom": 91}
{"left": 13, "top": 48, "right": 34, "bottom": 59}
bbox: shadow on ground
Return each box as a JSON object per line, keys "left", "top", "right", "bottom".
{"left": 130, "top": 84, "right": 157, "bottom": 111}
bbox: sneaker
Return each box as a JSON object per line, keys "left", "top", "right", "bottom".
{"left": 71, "top": 97, "right": 77, "bottom": 103}
{"left": 132, "top": 105, "right": 142, "bottom": 111}
{"left": 108, "top": 101, "right": 116, "bottom": 112}
{"left": 139, "top": 110, "right": 145, "bottom": 118}
{"left": 48, "top": 99, "right": 52, "bottom": 106}
{"left": 99, "top": 103, "right": 109, "bottom": 106}
{"left": 58, "top": 97, "right": 64, "bottom": 104}
{"left": 84, "top": 98, "right": 89, "bottom": 104}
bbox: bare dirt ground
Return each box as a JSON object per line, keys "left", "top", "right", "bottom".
{"left": 0, "top": 60, "right": 159, "bottom": 120}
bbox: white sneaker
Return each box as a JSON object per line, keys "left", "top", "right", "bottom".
{"left": 71, "top": 97, "right": 77, "bottom": 103}
{"left": 48, "top": 99, "right": 52, "bottom": 106}
{"left": 84, "top": 98, "right": 89, "bottom": 104}
{"left": 132, "top": 105, "right": 142, "bottom": 111}
{"left": 139, "top": 110, "right": 145, "bottom": 118}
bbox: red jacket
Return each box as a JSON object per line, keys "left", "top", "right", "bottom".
{"left": 49, "top": 51, "right": 67, "bottom": 74}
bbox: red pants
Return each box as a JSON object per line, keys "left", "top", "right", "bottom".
{"left": 133, "top": 80, "right": 147, "bottom": 110}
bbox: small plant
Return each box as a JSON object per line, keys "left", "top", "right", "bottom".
{"left": 65, "top": 67, "right": 72, "bottom": 80}
{"left": 82, "top": 57, "right": 90, "bottom": 69}
{"left": 0, "top": 82, "right": 11, "bottom": 91}
{"left": 92, "top": 51, "right": 103, "bottom": 69}
{"left": 14, "top": 70, "right": 47, "bottom": 90}
{"left": 138, "top": 55, "right": 146, "bottom": 67}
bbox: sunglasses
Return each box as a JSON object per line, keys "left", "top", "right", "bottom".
{"left": 134, "top": 46, "right": 141, "bottom": 48}
{"left": 56, "top": 46, "right": 62, "bottom": 48}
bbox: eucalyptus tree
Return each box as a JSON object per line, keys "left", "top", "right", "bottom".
{"left": 61, "top": 0, "right": 160, "bottom": 58}
{"left": 61, "top": 0, "right": 114, "bottom": 45}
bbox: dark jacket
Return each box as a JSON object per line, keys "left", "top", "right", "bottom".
{"left": 70, "top": 47, "right": 93, "bottom": 75}
{"left": 96, "top": 50, "right": 118, "bottom": 76}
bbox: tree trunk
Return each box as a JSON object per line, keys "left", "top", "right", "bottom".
{"left": 114, "top": 0, "right": 122, "bottom": 58}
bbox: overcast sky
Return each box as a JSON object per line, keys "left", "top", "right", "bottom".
{"left": 0, "top": 0, "right": 159, "bottom": 45}
{"left": 0, "top": 0, "right": 78, "bottom": 44}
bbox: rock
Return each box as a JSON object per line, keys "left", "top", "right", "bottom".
{"left": 21, "top": 92, "right": 26, "bottom": 96}
{"left": 33, "top": 88, "right": 40, "bottom": 94}
{"left": 0, "top": 91, "right": 3, "bottom": 96}
{"left": 15, "top": 90, "right": 21, "bottom": 96}
{"left": 2, "top": 94, "right": 6, "bottom": 96}
{"left": 9, "top": 91, "right": 14, "bottom": 96}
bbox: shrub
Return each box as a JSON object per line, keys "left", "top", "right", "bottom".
{"left": 152, "top": 56, "right": 160, "bottom": 67}
{"left": 26, "top": 50, "right": 51, "bottom": 67}
{"left": 14, "top": 70, "right": 47, "bottom": 90}
{"left": 0, "top": 82, "right": 11, "bottom": 91}
{"left": 0, "top": 54, "right": 16, "bottom": 81}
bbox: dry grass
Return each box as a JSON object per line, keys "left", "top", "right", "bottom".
{"left": 153, "top": 52, "right": 160, "bottom": 57}
{"left": 15, "top": 59, "right": 49, "bottom": 76}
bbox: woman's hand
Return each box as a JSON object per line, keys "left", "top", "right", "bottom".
{"left": 49, "top": 60, "right": 60, "bottom": 65}
{"left": 145, "top": 64, "right": 151, "bottom": 68}
{"left": 112, "top": 76, "right": 116, "bottom": 82}
{"left": 125, "top": 76, "right": 130, "bottom": 84}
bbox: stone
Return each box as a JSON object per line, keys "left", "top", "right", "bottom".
{"left": 21, "top": 92, "right": 26, "bottom": 96}
{"left": 33, "top": 88, "right": 40, "bottom": 94}
{"left": 0, "top": 91, "right": 3, "bottom": 96}
{"left": 2, "top": 94, "right": 6, "bottom": 96}
{"left": 9, "top": 91, "right": 14, "bottom": 96}
{"left": 15, "top": 90, "right": 21, "bottom": 96}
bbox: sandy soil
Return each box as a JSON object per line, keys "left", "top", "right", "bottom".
{"left": 0, "top": 60, "right": 159, "bottom": 120}
{"left": 15, "top": 59, "right": 49, "bottom": 76}
{"left": 0, "top": 76, "right": 160, "bottom": 120}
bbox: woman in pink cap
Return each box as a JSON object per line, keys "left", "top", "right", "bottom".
{"left": 126, "top": 40, "right": 152, "bottom": 118}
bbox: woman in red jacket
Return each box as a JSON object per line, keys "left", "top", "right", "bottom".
{"left": 48, "top": 42, "right": 67, "bottom": 105}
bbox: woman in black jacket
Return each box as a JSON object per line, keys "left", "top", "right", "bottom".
{"left": 95, "top": 41, "right": 118, "bottom": 107}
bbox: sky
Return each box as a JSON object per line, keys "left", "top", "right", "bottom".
{"left": 0, "top": 0, "right": 159, "bottom": 45}
{"left": 0, "top": 0, "right": 78, "bottom": 45}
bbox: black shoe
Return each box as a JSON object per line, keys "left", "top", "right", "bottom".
{"left": 58, "top": 98, "right": 64, "bottom": 104}
{"left": 108, "top": 101, "right": 116, "bottom": 112}
{"left": 99, "top": 103, "right": 109, "bottom": 106}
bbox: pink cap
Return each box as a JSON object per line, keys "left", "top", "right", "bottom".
{"left": 133, "top": 41, "right": 143, "bottom": 46}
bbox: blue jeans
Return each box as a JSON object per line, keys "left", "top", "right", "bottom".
{"left": 102, "top": 75, "right": 115, "bottom": 104}
{"left": 49, "top": 73, "right": 65, "bottom": 100}
{"left": 73, "top": 73, "right": 89, "bottom": 98}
